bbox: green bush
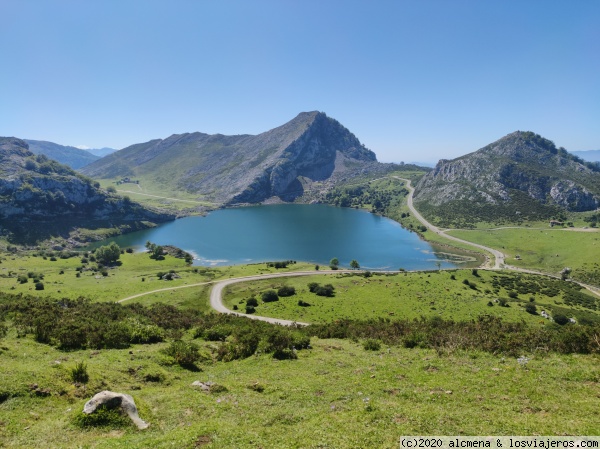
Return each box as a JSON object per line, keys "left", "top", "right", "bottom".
{"left": 70, "top": 361, "right": 89, "bottom": 383}
{"left": 245, "top": 305, "right": 256, "bottom": 314}
{"left": 162, "top": 340, "right": 202, "bottom": 367}
{"left": 553, "top": 314, "right": 570, "bottom": 325}
{"left": 262, "top": 290, "right": 279, "bottom": 303}
{"left": 277, "top": 286, "right": 296, "bottom": 297}
{"left": 246, "top": 297, "right": 258, "bottom": 307}
{"left": 17, "top": 275, "right": 28, "bottom": 284}
{"left": 35, "top": 282, "right": 44, "bottom": 290}
{"left": 73, "top": 407, "right": 130, "bottom": 429}
{"left": 363, "top": 339, "right": 381, "bottom": 351}
{"left": 524, "top": 303, "right": 537, "bottom": 315}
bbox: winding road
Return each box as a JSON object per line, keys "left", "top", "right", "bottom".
{"left": 117, "top": 178, "right": 599, "bottom": 322}
{"left": 396, "top": 177, "right": 505, "bottom": 269}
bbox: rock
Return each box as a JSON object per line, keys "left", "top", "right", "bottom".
{"left": 83, "top": 390, "right": 149, "bottom": 430}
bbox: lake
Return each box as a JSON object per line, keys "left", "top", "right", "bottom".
{"left": 93, "top": 204, "right": 477, "bottom": 270}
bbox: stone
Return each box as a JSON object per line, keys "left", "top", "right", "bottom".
{"left": 83, "top": 390, "right": 148, "bottom": 430}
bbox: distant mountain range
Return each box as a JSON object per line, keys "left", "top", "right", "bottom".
{"left": 571, "top": 150, "right": 600, "bottom": 162}
{"left": 84, "top": 147, "right": 118, "bottom": 158}
{"left": 25, "top": 139, "right": 101, "bottom": 169}
{"left": 414, "top": 131, "right": 600, "bottom": 227}
{"left": 0, "top": 137, "right": 173, "bottom": 243}
{"left": 81, "top": 111, "right": 388, "bottom": 204}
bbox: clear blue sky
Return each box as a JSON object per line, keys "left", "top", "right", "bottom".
{"left": 1, "top": 0, "right": 598, "bottom": 163}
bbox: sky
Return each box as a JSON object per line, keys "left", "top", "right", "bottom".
{"left": 1, "top": 1, "right": 599, "bottom": 164}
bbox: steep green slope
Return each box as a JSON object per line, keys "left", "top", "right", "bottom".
{"left": 24, "top": 139, "right": 100, "bottom": 169}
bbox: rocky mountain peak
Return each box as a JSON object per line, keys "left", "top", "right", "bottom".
{"left": 414, "top": 131, "right": 600, "bottom": 226}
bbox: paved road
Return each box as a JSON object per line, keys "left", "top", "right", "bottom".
{"left": 210, "top": 271, "right": 356, "bottom": 326}
{"left": 395, "top": 177, "right": 505, "bottom": 269}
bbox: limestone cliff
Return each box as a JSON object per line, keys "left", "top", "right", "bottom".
{"left": 81, "top": 112, "right": 381, "bottom": 204}
{"left": 413, "top": 131, "right": 600, "bottom": 226}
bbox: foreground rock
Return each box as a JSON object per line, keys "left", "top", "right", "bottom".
{"left": 83, "top": 390, "right": 149, "bottom": 430}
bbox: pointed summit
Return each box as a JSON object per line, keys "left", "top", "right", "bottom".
{"left": 81, "top": 112, "right": 380, "bottom": 204}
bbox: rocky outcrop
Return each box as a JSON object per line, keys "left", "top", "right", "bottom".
{"left": 82, "top": 112, "right": 381, "bottom": 204}
{"left": 0, "top": 137, "right": 174, "bottom": 242}
{"left": 83, "top": 390, "right": 149, "bottom": 429}
{"left": 414, "top": 131, "right": 600, "bottom": 225}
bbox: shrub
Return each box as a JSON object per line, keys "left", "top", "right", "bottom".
{"left": 70, "top": 361, "right": 89, "bottom": 383}
{"left": 524, "top": 303, "right": 537, "bottom": 315}
{"left": 363, "top": 339, "right": 381, "bottom": 351}
{"left": 298, "top": 300, "right": 311, "bottom": 307}
{"left": 462, "top": 279, "right": 470, "bottom": 286}
{"left": 277, "top": 286, "right": 296, "bottom": 297}
{"left": 73, "top": 407, "right": 131, "bottom": 429}
{"left": 17, "top": 275, "right": 28, "bottom": 284}
{"left": 202, "top": 325, "right": 232, "bottom": 341}
{"left": 246, "top": 297, "right": 258, "bottom": 307}
{"left": 245, "top": 305, "right": 256, "bottom": 314}
{"left": 308, "top": 282, "right": 319, "bottom": 293}
{"left": 162, "top": 340, "right": 202, "bottom": 367}
{"left": 553, "top": 314, "right": 570, "bottom": 325}
{"left": 127, "top": 319, "right": 164, "bottom": 344}
{"left": 508, "top": 291, "right": 518, "bottom": 299}
{"left": 262, "top": 290, "right": 279, "bottom": 302}
{"left": 35, "top": 282, "right": 44, "bottom": 291}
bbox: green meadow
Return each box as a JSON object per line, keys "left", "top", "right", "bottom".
{"left": 223, "top": 270, "right": 600, "bottom": 325}
{"left": 1, "top": 330, "right": 599, "bottom": 448}
{"left": 446, "top": 228, "right": 600, "bottom": 286}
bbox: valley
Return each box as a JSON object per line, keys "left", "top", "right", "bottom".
{"left": 1, "top": 115, "right": 600, "bottom": 448}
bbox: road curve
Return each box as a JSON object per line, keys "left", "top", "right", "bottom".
{"left": 210, "top": 270, "right": 357, "bottom": 326}
{"left": 396, "top": 177, "right": 505, "bottom": 269}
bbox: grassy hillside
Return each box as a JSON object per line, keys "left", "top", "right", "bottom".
{"left": 222, "top": 270, "right": 600, "bottom": 325}
{"left": 1, "top": 246, "right": 600, "bottom": 447}
{"left": 1, "top": 333, "right": 599, "bottom": 448}
{"left": 447, "top": 228, "right": 600, "bottom": 287}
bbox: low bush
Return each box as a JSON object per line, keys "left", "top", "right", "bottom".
{"left": 277, "top": 286, "right": 296, "bottom": 297}
{"left": 363, "top": 339, "right": 381, "bottom": 351}
{"left": 70, "top": 361, "right": 89, "bottom": 383}
{"left": 262, "top": 290, "right": 279, "bottom": 303}
{"left": 162, "top": 340, "right": 202, "bottom": 368}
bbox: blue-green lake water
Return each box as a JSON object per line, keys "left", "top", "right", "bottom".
{"left": 95, "top": 204, "right": 475, "bottom": 270}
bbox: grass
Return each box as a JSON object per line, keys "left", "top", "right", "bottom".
{"left": 0, "top": 250, "right": 320, "bottom": 306}
{"left": 447, "top": 228, "right": 600, "bottom": 285}
{"left": 222, "top": 270, "right": 600, "bottom": 325}
{"left": 97, "top": 178, "right": 216, "bottom": 213}
{"left": 1, "top": 329, "right": 599, "bottom": 448}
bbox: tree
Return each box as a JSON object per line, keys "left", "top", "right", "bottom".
{"left": 350, "top": 260, "right": 360, "bottom": 270}
{"left": 145, "top": 241, "right": 164, "bottom": 260}
{"left": 329, "top": 257, "right": 339, "bottom": 270}
{"left": 95, "top": 242, "right": 121, "bottom": 265}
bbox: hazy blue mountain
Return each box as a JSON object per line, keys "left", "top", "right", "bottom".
{"left": 571, "top": 150, "right": 600, "bottom": 162}
{"left": 85, "top": 147, "right": 118, "bottom": 158}
{"left": 25, "top": 139, "right": 100, "bottom": 169}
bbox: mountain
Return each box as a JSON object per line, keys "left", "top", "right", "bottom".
{"left": 81, "top": 112, "right": 383, "bottom": 204}
{"left": 0, "top": 137, "right": 174, "bottom": 244}
{"left": 413, "top": 131, "right": 600, "bottom": 227}
{"left": 85, "top": 147, "right": 118, "bottom": 158}
{"left": 24, "top": 139, "right": 100, "bottom": 169}
{"left": 571, "top": 150, "right": 600, "bottom": 162}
